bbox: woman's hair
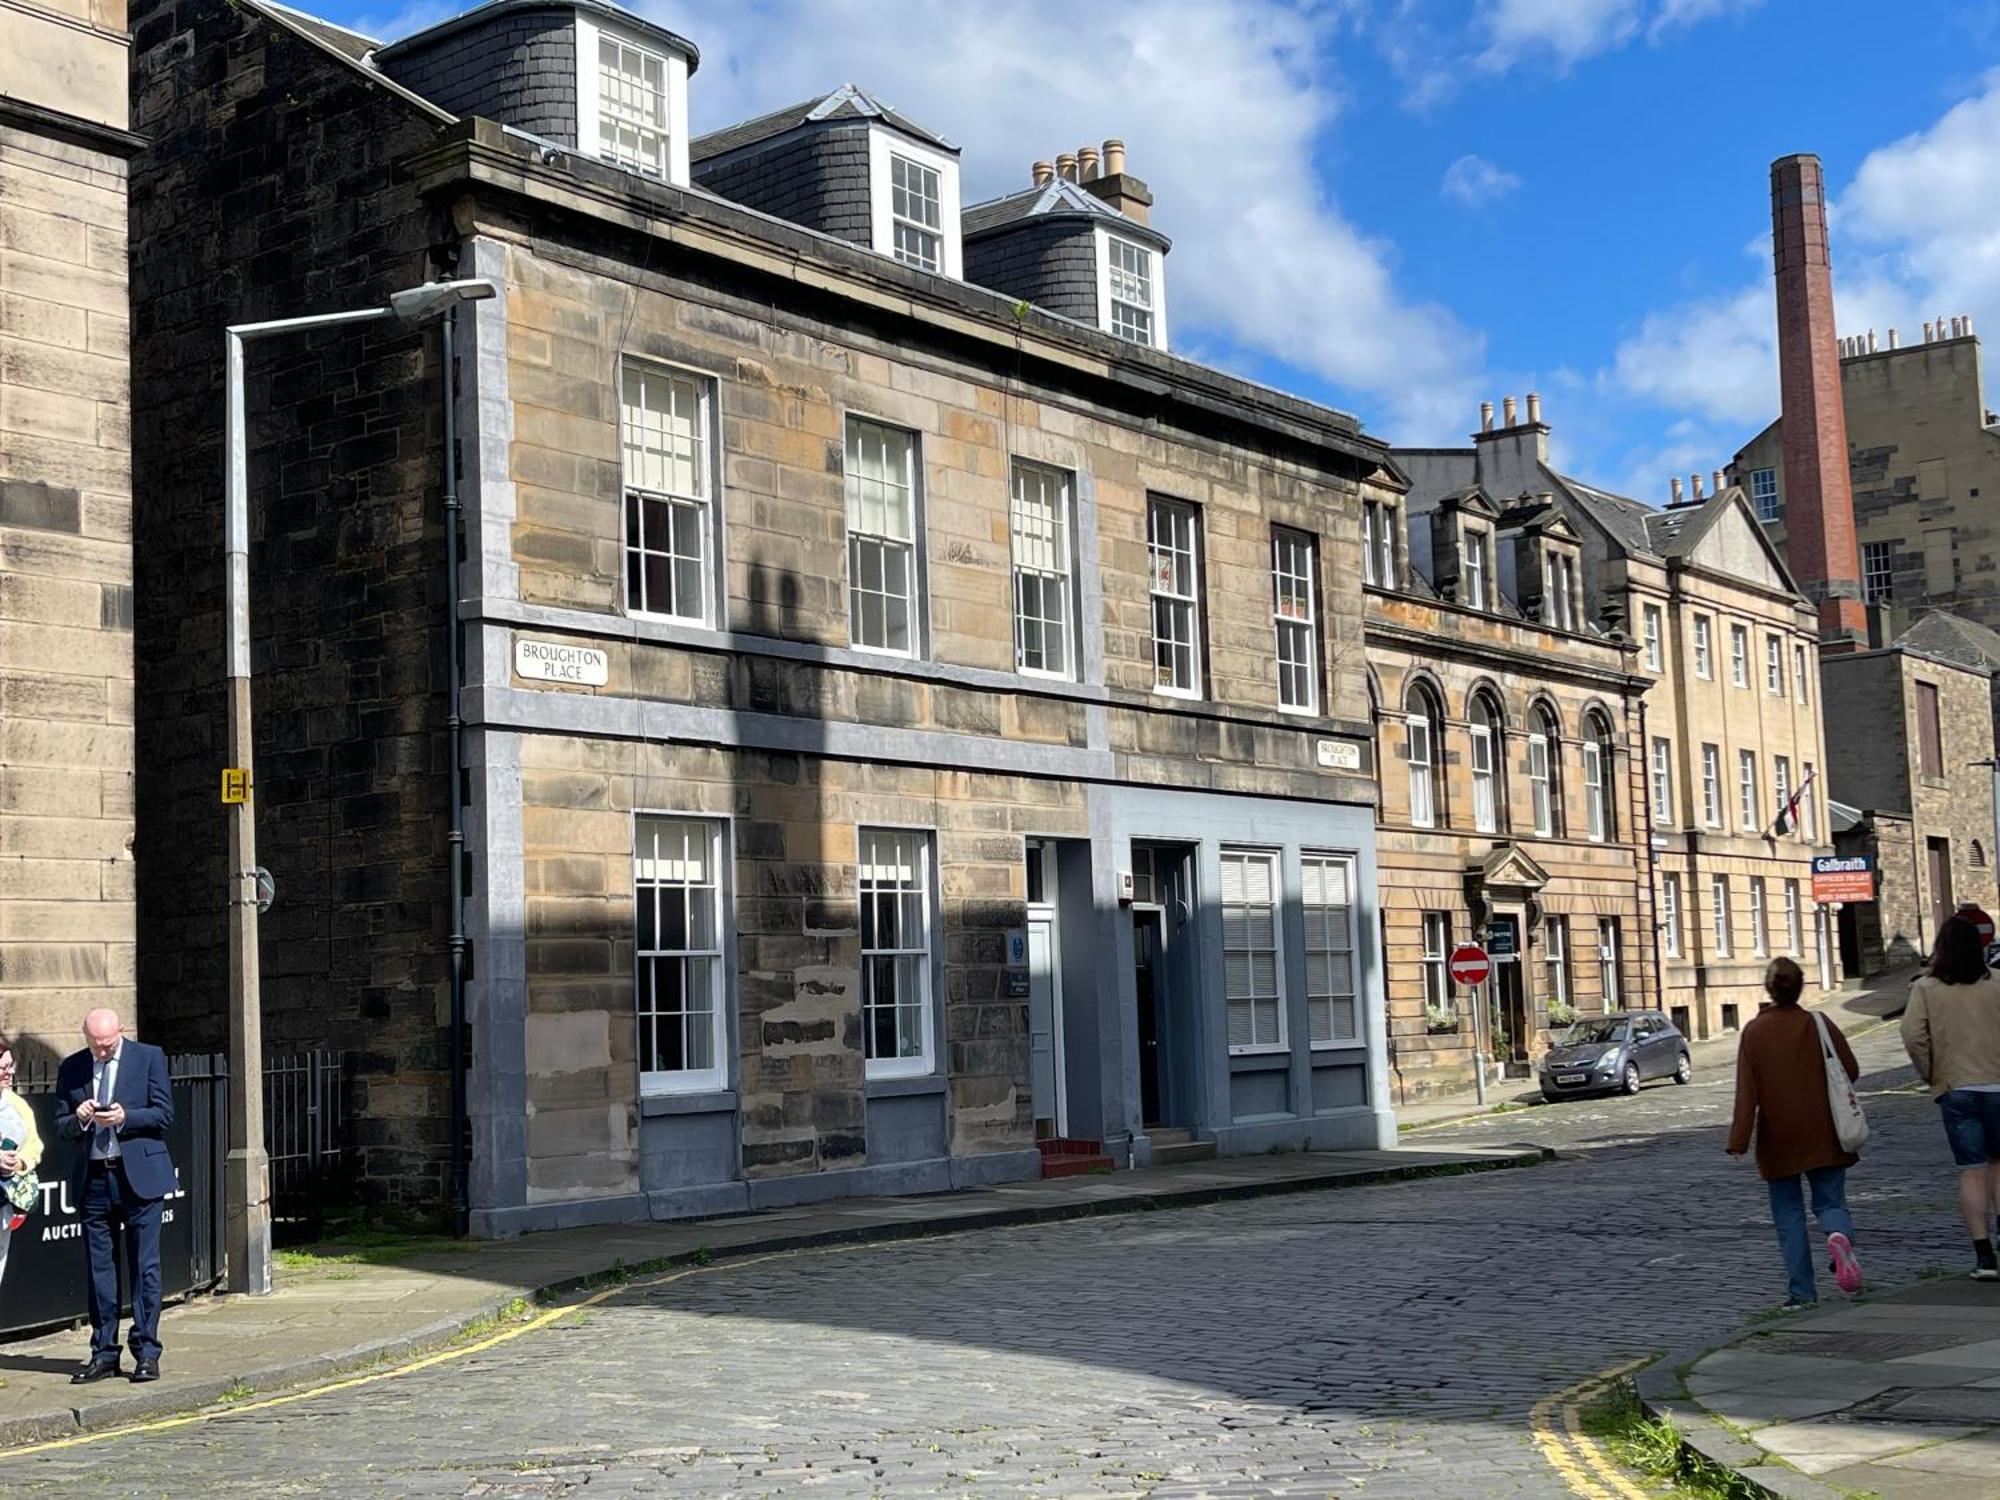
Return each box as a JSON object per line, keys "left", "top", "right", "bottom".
{"left": 1764, "top": 957, "right": 1806, "bottom": 1006}
{"left": 1928, "top": 915, "right": 1989, "bottom": 985}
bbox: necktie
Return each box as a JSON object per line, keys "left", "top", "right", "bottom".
{"left": 94, "top": 1056, "right": 116, "bottom": 1157}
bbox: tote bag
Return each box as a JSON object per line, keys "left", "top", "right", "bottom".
{"left": 1812, "top": 1011, "right": 1869, "bottom": 1152}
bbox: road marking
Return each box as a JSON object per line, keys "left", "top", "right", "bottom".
{"left": 1529, "top": 1357, "right": 1656, "bottom": 1499}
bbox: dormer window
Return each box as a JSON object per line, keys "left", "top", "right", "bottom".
{"left": 1540, "top": 548, "right": 1579, "bottom": 630}
{"left": 866, "top": 129, "right": 962, "bottom": 277}
{"left": 1463, "top": 528, "right": 1489, "bottom": 610}
{"left": 1363, "top": 500, "right": 1398, "bottom": 588}
{"left": 890, "top": 154, "right": 943, "bottom": 270}
{"left": 575, "top": 14, "right": 691, "bottom": 186}
{"left": 1105, "top": 235, "right": 1156, "bottom": 345}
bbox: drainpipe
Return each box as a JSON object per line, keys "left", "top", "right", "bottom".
{"left": 441, "top": 306, "right": 470, "bottom": 1236}
{"left": 1639, "top": 692, "right": 1663, "bottom": 1012}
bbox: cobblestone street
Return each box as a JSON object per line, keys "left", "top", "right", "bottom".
{"left": 11, "top": 1022, "right": 1966, "bottom": 1498}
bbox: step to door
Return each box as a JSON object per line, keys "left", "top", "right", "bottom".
{"left": 1149, "top": 1135, "right": 1216, "bottom": 1165}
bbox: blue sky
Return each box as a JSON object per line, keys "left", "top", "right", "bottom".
{"left": 322, "top": 0, "right": 2000, "bottom": 503}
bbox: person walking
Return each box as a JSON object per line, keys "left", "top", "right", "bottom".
{"left": 0, "top": 1034, "right": 45, "bottom": 1292}
{"left": 57, "top": 1009, "right": 176, "bottom": 1383}
{"left": 1728, "top": 957, "right": 1865, "bottom": 1308}
{"left": 1900, "top": 915, "right": 2000, "bottom": 1280}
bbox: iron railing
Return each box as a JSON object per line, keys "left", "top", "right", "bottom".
{"left": 263, "top": 1049, "right": 349, "bottom": 1240}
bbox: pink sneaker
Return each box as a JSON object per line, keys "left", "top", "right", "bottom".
{"left": 1828, "top": 1232, "right": 1864, "bottom": 1295}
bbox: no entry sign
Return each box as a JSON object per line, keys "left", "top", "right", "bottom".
{"left": 1959, "top": 903, "right": 1994, "bottom": 944}
{"left": 1448, "top": 944, "right": 1491, "bottom": 987}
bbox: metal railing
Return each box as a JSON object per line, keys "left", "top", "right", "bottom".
{"left": 262, "top": 1049, "right": 348, "bottom": 1240}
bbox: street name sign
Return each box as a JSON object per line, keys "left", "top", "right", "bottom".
{"left": 514, "top": 639, "right": 610, "bottom": 686}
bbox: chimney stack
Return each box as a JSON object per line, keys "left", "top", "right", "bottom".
{"left": 1526, "top": 391, "right": 1542, "bottom": 424}
{"left": 1078, "top": 145, "right": 1100, "bottom": 181}
{"left": 1080, "top": 137, "right": 1153, "bottom": 224}
{"left": 1032, "top": 160, "right": 1054, "bottom": 187}
{"left": 1502, "top": 395, "right": 1518, "bottom": 426}
{"left": 1480, "top": 400, "right": 1494, "bottom": 432}
{"left": 1671, "top": 476, "right": 1684, "bottom": 505}
{"left": 1770, "top": 153, "right": 1867, "bottom": 647}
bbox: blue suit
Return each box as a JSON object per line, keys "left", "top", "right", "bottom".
{"left": 58, "top": 1040, "right": 176, "bottom": 1363}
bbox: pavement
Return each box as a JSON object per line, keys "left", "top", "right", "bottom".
{"left": 1640, "top": 1278, "right": 2000, "bottom": 1500}
{"left": 0, "top": 1138, "right": 1544, "bottom": 1451}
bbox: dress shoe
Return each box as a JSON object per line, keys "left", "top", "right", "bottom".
{"left": 71, "top": 1359, "right": 121, "bottom": 1384}
{"left": 129, "top": 1359, "right": 160, "bottom": 1383}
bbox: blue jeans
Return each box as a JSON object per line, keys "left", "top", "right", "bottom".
{"left": 1768, "top": 1166, "right": 1855, "bottom": 1305}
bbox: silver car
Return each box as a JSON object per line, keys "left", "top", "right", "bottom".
{"left": 1539, "top": 1011, "right": 1692, "bottom": 1101}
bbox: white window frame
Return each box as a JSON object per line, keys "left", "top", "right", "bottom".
{"left": 1010, "top": 459, "right": 1075, "bottom": 680}
{"left": 1794, "top": 643, "right": 1809, "bottom": 705}
{"left": 1363, "top": 500, "right": 1397, "bottom": 588}
{"left": 1583, "top": 723, "right": 1610, "bottom": 844}
{"left": 620, "top": 360, "right": 718, "bottom": 626}
{"left": 887, "top": 151, "right": 945, "bottom": 273}
{"left": 1711, "top": 875, "right": 1732, "bottom": 956}
{"left": 1774, "top": 756, "right": 1792, "bottom": 837}
{"left": 866, "top": 127, "right": 962, "bottom": 278}
{"left": 1730, "top": 624, "right": 1749, "bottom": 688}
{"left": 1738, "top": 749, "right": 1759, "bottom": 831}
{"left": 1802, "top": 762, "right": 1818, "bottom": 841}
{"left": 1095, "top": 226, "right": 1168, "bottom": 350}
{"left": 1148, "top": 496, "right": 1202, "bottom": 698}
{"left": 1784, "top": 879, "right": 1802, "bottom": 955}
{"left": 1421, "top": 911, "right": 1452, "bottom": 1012}
{"left": 1529, "top": 720, "right": 1555, "bottom": 837}
{"left": 574, "top": 14, "right": 690, "bottom": 186}
{"left": 1749, "top": 876, "right": 1769, "bottom": 956}
{"left": 1271, "top": 527, "right": 1319, "bottom": 714}
{"left": 1765, "top": 635, "right": 1784, "bottom": 696}
{"left": 1642, "top": 604, "right": 1663, "bottom": 672}
{"left": 634, "top": 815, "right": 729, "bottom": 1095}
{"left": 1701, "top": 744, "right": 1722, "bottom": 827}
{"left": 1544, "top": 916, "right": 1570, "bottom": 1011}
{"left": 1302, "top": 852, "right": 1360, "bottom": 1049}
{"left": 845, "top": 415, "right": 925, "bottom": 658}
{"left": 1862, "top": 541, "right": 1894, "bottom": 604}
{"left": 1471, "top": 711, "right": 1499, "bottom": 834}
{"left": 858, "top": 825, "right": 936, "bottom": 1080}
{"left": 1661, "top": 873, "right": 1683, "bottom": 958}
{"left": 1463, "top": 528, "right": 1488, "bottom": 610}
{"left": 1598, "top": 918, "right": 1620, "bottom": 1009}
{"left": 1407, "top": 702, "right": 1437, "bottom": 829}
{"left": 1222, "top": 848, "right": 1286, "bottom": 1054}
{"left": 1693, "top": 615, "right": 1713, "bottom": 679}
{"left": 1650, "top": 736, "right": 1672, "bottom": 825}
{"left": 1751, "top": 467, "right": 1779, "bottom": 521}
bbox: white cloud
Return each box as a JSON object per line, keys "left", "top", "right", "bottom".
{"left": 1440, "top": 153, "right": 1522, "bottom": 207}
{"left": 1609, "top": 285, "right": 1775, "bottom": 428}
{"left": 1477, "top": 0, "right": 1641, "bottom": 71}
{"left": 636, "top": 0, "right": 1480, "bottom": 440}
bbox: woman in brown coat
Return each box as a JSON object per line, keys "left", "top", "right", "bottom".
{"left": 1728, "top": 957, "right": 1863, "bottom": 1308}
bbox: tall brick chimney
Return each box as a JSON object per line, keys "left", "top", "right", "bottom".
{"left": 1770, "top": 154, "right": 1867, "bottom": 648}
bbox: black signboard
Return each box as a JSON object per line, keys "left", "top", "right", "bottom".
{"left": 1, "top": 1060, "right": 225, "bottom": 1338}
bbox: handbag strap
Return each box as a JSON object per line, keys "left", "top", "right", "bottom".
{"left": 1810, "top": 1009, "right": 1838, "bottom": 1063}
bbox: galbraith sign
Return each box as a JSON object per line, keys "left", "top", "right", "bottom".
{"left": 1811, "top": 854, "right": 1874, "bottom": 904}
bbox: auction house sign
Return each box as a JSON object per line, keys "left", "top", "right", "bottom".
{"left": 1812, "top": 854, "right": 1874, "bottom": 904}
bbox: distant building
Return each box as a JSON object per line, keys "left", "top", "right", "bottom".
{"left": 0, "top": 0, "right": 140, "bottom": 1064}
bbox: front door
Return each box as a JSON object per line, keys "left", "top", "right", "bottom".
{"left": 1027, "top": 907, "right": 1066, "bottom": 1138}
{"left": 1928, "top": 837, "right": 1954, "bottom": 947}
{"left": 1132, "top": 910, "right": 1165, "bottom": 1127}
{"left": 1493, "top": 916, "right": 1528, "bottom": 1063}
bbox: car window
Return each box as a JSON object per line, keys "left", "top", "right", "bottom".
{"left": 1639, "top": 1017, "right": 1662, "bottom": 1036}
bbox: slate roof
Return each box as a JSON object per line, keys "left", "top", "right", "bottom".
{"left": 266, "top": 1, "right": 378, "bottom": 60}
{"left": 691, "top": 84, "right": 954, "bottom": 163}
{"left": 373, "top": 0, "right": 700, "bottom": 71}
{"left": 1897, "top": 611, "right": 2000, "bottom": 673}
{"left": 962, "top": 178, "right": 1170, "bottom": 249}
{"left": 1561, "top": 477, "right": 1663, "bottom": 558}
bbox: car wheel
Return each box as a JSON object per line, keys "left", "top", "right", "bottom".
{"left": 1621, "top": 1061, "right": 1642, "bottom": 1096}
{"left": 1674, "top": 1052, "right": 1692, "bottom": 1086}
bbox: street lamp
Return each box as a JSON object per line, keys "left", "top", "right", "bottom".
{"left": 222, "top": 278, "right": 496, "bottom": 1294}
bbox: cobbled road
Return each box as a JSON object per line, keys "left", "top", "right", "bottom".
{"left": 11, "top": 1022, "right": 1967, "bottom": 1498}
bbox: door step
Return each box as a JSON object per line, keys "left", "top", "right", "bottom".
{"left": 1146, "top": 1128, "right": 1217, "bottom": 1165}
{"left": 1036, "top": 1137, "right": 1115, "bottom": 1178}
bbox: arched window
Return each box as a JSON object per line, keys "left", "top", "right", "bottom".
{"left": 1583, "top": 710, "right": 1616, "bottom": 843}
{"left": 1469, "top": 692, "right": 1506, "bottom": 834}
{"left": 1975, "top": 840, "right": 1987, "bottom": 870}
{"left": 1529, "top": 703, "right": 1563, "bottom": 838}
{"left": 1405, "top": 682, "right": 1444, "bottom": 829}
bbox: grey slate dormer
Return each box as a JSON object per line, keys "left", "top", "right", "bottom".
{"left": 374, "top": 0, "right": 698, "bottom": 184}
{"left": 963, "top": 168, "right": 1172, "bottom": 351}
{"left": 689, "top": 86, "right": 965, "bottom": 278}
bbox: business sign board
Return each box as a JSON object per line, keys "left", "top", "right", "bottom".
{"left": 1485, "top": 922, "right": 1519, "bottom": 959}
{"left": 1811, "top": 854, "right": 1875, "bottom": 905}
{"left": 0, "top": 1067, "right": 223, "bottom": 1337}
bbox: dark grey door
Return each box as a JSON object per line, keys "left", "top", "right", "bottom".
{"left": 1133, "top": 911, "right": 1164, "bottom": 1127}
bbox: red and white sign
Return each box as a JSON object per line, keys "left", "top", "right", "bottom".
{"left": 1961, "top": 903, "right": 1994, "bottom": 943}
{"left": 1448, "top": 944, "right": 1491, "bottom": 987}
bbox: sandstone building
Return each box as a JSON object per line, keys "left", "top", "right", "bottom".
{"left": 130, "top": 0, "right": 1393, "bottom": 1231}
{"left": 0, "top": 0, "right": 139, "bottom": 1065}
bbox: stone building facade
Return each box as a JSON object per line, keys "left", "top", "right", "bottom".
{"left": 1398, "top": 405, "right": 1839, "bottom": 1041}
{"left": 132, "top": 0, "right": 1391, "bottom": 1233}
{"left": 1820, "top": 643, "right": 1999, "bottom": 969}
{"left": 1731, "top": 327, "right": 2000, "bottom": 634}
{"left": 0, "top": 0, "right": 140, "bottom": 1065}
{"left": 1365, "top": 485, "right": 1653, "bottom": 1100}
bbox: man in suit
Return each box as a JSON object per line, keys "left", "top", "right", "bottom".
{"left": 58, "top": 1008, "right": 176, "bottom": 1383}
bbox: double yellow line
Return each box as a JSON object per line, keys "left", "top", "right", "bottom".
{"left": 1528, "top": 1357, "right": 1658, "bottom": 1499}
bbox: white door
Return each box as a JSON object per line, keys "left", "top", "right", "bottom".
{"left": 1028, "top": 906, "right": 1066, "bottom": 1138}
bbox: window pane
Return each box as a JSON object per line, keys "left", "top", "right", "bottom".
{"left": 1012, "top": 462, "right": 1074, "bottom": 676}
{"left": 860, "top": 829, "right": 932, "bottom": 1069}
{"left": 636, "top": 819, "right": 723, "bottom": 1085}
{"left": 622, "top": 367, "right": 713, "bottom": 621}
{"left": 597, "top": 37, "right": 671, "bottom": 179}
{"left": 1222, "top": 851, "right": 1283, "bottom": 1050}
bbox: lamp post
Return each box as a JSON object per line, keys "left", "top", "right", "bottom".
{"left": 1973, "top": 759, "right": 2000, "bottom": 917}
{"left": 222, "top": 278, "right": 496, "bottom": 1294}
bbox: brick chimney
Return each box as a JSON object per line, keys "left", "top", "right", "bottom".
{"left": 1770, "top": 154, "right": 1867, "bottom": 648}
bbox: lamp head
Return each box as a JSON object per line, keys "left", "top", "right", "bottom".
{"left": 386, "top": 278, "right": 498, "bottom": 323}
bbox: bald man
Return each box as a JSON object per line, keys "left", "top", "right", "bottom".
{"left": 57, "top": 1009, "right": 175, "bottom": 1383}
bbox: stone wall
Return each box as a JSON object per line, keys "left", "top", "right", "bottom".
{"left": 0, "top": 115, "right": 135, "bottom": 1063}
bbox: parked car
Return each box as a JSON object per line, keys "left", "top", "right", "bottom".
{"left": 1539, "top": 1011, "right": 1691, "bottom": 1102}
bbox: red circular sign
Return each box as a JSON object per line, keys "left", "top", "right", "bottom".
{"left": 1448, "top": 944, "right": 1491, "bottom": 987}
{"left": 1960, "top": 902, "right": 1994, "bottom": 943}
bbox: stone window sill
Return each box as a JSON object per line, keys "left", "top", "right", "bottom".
{"left": 639, "top": 1089, "right": 738, "bottom": 1118}
{"left": 866, "top": 1074, "right": 948, "bottom": 1099}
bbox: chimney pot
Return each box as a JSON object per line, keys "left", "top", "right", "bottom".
{"left": 1924, "top": 321, "right": 1935, "bottom": 342}
{"left": 1867, "top": 329, "right": 1878, "bottom": 353}
{"left": 1078, "top": 146, "right": 1100, "bottom": 181}
{"left": 1526, "top": 391, "right": 1542, "bottom": 424}
{"left": 1479, "top": 400, "right": 1494, "bottom": 432}
{"left": 1102, "top": 138, "right": 1125, "bottom": 175}
{"left": 1056, "top": 152, "right": 1078, "bottom": 182}
{"left": 1713, "top": 469, "right": 1725, "bottom": 493}
{"left": 1889, "top": 327, "right": 1899, "bottom": 349}
{"left": 1968, "top": 314, "right": 1976, "bottom": 335}
{"left": 1502, "top": 395, "right": 1518, "bottom": 425}
{"left": 1671, "top": 476, "right": 1684, "bottom": 503}
{"left": 1937, "top": 313, "right": 1947, "bottom": 339}
{"left": 1692, "top": 473, "right": 1706, "bottom": 500}
{"left": 1032, "top": 159, "right": 1054, "bottom": 187}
